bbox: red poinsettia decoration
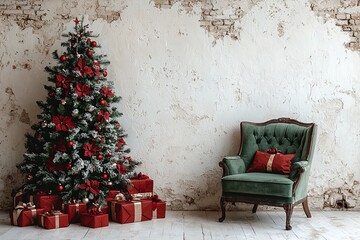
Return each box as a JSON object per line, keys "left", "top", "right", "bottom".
{"left": 100, "top": 87, "right": 114, "bottom": 98}
{"left": 54, "top": 141, "right": 67, "bottom": 152}
{"left": 75, "top": 83, "right": 91, "bottom": 97}
{"left": 46, "top": 158, "right": 63, "bottom": 172}
{"left": 83, "top": 143, "right": 100, "bottom": 157}
{"left": 117, "top": 138, "right": 126, "bottom": 150}
{"left": 56, "top": 74, "right": 72, "bottom": 89}
{"left": 74, "top": 58, "right": 94, "bottom": 77}
{"left": 96, "top": 111, "right": 110, "bottom": 124}
{"left": 52, "top": 116, "right": 75, "bottom": 132}
{"left": 117, "top": 163, "right": 128, "bottom": 175}
{"left": 79, "top": 179, "right": 100, "bottom": 195}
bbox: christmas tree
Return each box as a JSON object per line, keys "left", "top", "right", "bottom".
{"left": 17, "top": 17, "right": 140, "bottom": 206}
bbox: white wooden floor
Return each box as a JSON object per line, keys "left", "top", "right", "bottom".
{"left": 1, "top": 210, "right": 360, "bottom": 240}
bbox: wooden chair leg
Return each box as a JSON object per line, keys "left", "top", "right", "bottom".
{"left": 284, "top": 203, "right": 293, "bottom": 230}
{"left": 302, "top": 197, "right": 312, "bottom": 218}
{"left": 219, "top": 197, "right": 226, "bottom": 222}
{"left": 252, "top": 204, "right": 258, "bottom": 213}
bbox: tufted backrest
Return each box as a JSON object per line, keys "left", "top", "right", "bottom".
{"left": 239, "top": 119, "right": 314, "bottom": 171}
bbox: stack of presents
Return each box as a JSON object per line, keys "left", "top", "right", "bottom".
{"left": 10, "top": 173, "right": 166, "bottom": 229}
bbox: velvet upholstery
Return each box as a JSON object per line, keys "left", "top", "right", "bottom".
{"left": 219, "top": 118, "right": 315, "bottom": 230}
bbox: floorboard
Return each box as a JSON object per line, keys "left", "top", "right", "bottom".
{"left": 1, "top": 210, "right": 360, "bottom": 240}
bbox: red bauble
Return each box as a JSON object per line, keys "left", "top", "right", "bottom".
{"left": 102, "top": 173, "right": 108, "bottom": 180}
{"left": 100, "top": 137, "right": 105, "bottom": 142}
{"left": 116, "top": 122, "right": 120, "bottom": 127}
{"left": 97, "top": 154, "right": 103, "bottom": 160}
{"left": 91, "top": 41, "right": 97, "bottom": 47}
{"left": 58, "top": 185, "right": 64, "bottom": 191}
{"left": 60, "top": 55, "right": 67, "bottom": 62}
{"left": 103, "top": 71, "right": 108, "bottom": 77}
{"left": 66, "top": 163, "right": 72, "bottom": 170}
{"left": 48, "top": 91, "right": 55, "bottom": 97}
{"left": 68, "top": 141, "right": 74, "bottom": 147}
{"left": 100, "top": 100, "right": 106, "bottom": 105}
{"left": 86, "top": 50, "right": 93, "bottom": 57}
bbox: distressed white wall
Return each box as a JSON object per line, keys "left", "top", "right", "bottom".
{"left": 1, "top": 0, "right": 360, "bottom": 210}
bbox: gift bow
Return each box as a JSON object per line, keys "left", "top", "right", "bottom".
{"left": 44, "top": 210, "right": 62, "bottom": 216}
{"left": 15, "top": 202, "right": 36, "bottom": 210}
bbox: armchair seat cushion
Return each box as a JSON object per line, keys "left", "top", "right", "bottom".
{"left": 222, "top": 172, "right": 294, "bottom": 198}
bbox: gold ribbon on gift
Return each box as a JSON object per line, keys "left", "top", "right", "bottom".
{"left": 13, "top": 192, "right": 23, "bottom": 208}
{"left": 11, "top": 209, "right": 22, "bottom": 226}
{"left": 132, "top": 192, "right": 153, "bottom": 200}
{"left": 133, "top": 201, "right": 142, "bottom": 222}
{"left": 114, "top": 193, "right": 126, "bottom": 201}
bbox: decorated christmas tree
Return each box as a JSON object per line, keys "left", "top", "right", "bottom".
{"left": 17, "top": 17, "right": 140, "bottom": 207}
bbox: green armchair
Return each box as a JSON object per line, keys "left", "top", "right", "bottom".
{"left": 219, "top": 118, "right": 315, "bottom": 230}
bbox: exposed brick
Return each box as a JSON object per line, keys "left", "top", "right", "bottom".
{"left": 3, "top": 9, "right": 23, "bottom": 15}
{"left": 23, "top": 9, "right": 35, "bottom": 15}
{"left": 198, "top": 20, "right": 211, "bottom": 26}
{"left": 212, "top": 20, "right": 223, "bottom": 26}
{"left": 336, "top": 19, "right": 349, "bottom": 26}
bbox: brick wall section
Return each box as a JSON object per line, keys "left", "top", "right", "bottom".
{"left": 0, "top": 0, "right": 123, "bottom": 30}
{"left": 153, "top": 0, "right": 246, "bottom": 40}
{"left": 310, "top": 1, "right": 360, "bottom": 50}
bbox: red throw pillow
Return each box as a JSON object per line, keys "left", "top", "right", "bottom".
{"left": 247, "top": 150, "right": 295, "bottom": 175}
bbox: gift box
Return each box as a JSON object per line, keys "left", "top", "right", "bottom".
{"left": 110, "top": 200, "right": 152, "bottom": 224}
{"left": 127, "top": 179, "right": 153, "bottom": 195}
{"left": 107, "top": 190, "right": 121, "bottom": 199}
{"left": 151, "top": 198, "right": 166, "bottom": 219}
{"left": 100, "top": 205, "right": 108, "bottom": 214}
{"left": 37, "top": 211, "right": 69, "bottom": 229}
{"left": 10, "top": 204, "right": 45, "bottom": 227}
{"left": 32, "top": 194, "right": 60, "bottom": 212}
{"left": 80, "top": 213, "right": 109, "bottom": 228}
{"left": 62, "top": 203, "right": 87, "bottom": 223}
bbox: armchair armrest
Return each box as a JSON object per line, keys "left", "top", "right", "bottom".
{"left": 219, "top": 156, "right": 246, "bottom": 177}
{"left": 289, "top": 161, "right": 309, "bottom": 181}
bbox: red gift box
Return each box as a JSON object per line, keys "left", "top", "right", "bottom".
{"left": 100, "top": 205, "right": 108, "bottom": 214}
{"left": 10, "top": 207, "right": 45, "bottom": 226}
{"left": 37, "top": 212, "right": 69, "bottom": 229}
{"left": 152, "top": 201, "right": 166, "bottom": 219}
{"left": 62, "top": 203, "right": 87, "bottom": 223}
{"left": 81, "top": 213, "right": 109, "bottom": 228}
{"left": 110, "top": 200, "right": 152, "bottom": 224}
{"left": 107, "top": 190, "right": 121, "bottom": 199}
{"left": 32, "top": 194, "right": 60, "bottom": 212}
{"left": 127, "top": 179, "right": 153, "bottom": 195}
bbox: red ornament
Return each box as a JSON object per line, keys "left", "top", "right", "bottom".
{"left": 66, "top": 163, "right": 72, "bottom": 170}
{"left": 74, "top": 17, "right": 79, "bottom": 25}
{"left": 48, "top": 91, "right": 55, "bottom": 97}
{"left": 100, "top": 100, "right": 106, "bottom": 105}
{"left": 102, "top": 173, "right": 108, "bottom": 180}
{"left": 91, "top": 41, "right": 97, "bottom": 47}
{"left": 60, "top": 55, "right": 67, "bottom": 62}
{"left": 58, "top": 185, "right": 64, "bottom": 191}
{"left": 97, "top": 154, "right": 103, "bottom": 160}
{"left": 68, "top": 141, "right": 74, "bottom": 147}
{"left": 103, "top": 71, "right": 108, "bottom": 77}
{"left": 116, "top": 122, "right": 120, "bottom": 127}
{"left": 86, "top": 50, "right": 93, "bottom": 57}
{"left": 100, "top": 137, "right": 105, "bottom": 142}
